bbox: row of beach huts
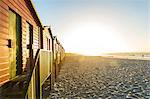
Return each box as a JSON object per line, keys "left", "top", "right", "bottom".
{"left": 0, "top": 0, "right": 65, "bottom": 98}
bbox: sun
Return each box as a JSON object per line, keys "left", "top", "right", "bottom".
{"left": 63, "top": 21, "right": 129, "bottom": 56}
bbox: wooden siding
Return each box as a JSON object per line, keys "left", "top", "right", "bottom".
{"left": 0, "top": 1, "right": 9, "bottom": 85}
{"left": 0, "top": 0, "right": 42, "bottom": 85}
{"left": 33, "top": 26, "right": 39, "bottom": 57}
{"left": 43, "top": 28, "right": 53, "bottom": 51}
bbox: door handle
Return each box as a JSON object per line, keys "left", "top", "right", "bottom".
{"left": 7, "top": 39, "right": 12, "bottom": 48}
{"left": 27, "top": 44, "right": 33, "bottom": 49}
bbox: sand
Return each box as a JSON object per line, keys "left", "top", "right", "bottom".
{"left": 48, "top": 55, "right": 150, "bottom": 98}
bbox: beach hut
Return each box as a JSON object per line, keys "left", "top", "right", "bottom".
{"left": 42, "top": 28, "right": 65, "bottom": 89}
{"left": 60, "top": 44, "right": 65, "bottom": 61}
{"left": 52, "top": 36, "right": 63, "bottom": 78}
{"left": 42, "top": 26, "right": 55, "bottom": 97}
{"left": 53, "top": 36, "right": 57, "bottom": 62}
{"left": 0, "top": 0, "right": 44, "bottom": 98}
{"left": 43, "top": 26, "right": 55, "bottom": 81}
{"left": 57, "top": 41, "right": 61, "bottom": 64}
{"left": 52, "top": 36, "right": 58, "bottom": 79}
{"left": 43, "top": 26, "right": 53, "bottom": 51}
{"left": 53, "top": 36, "right": 65, "bottom": 78}
{"left": 57, "top": 42, "right": 64, "bottom": 63}
{"left": 0, "top": 0, "right": 43, "bottom": 86}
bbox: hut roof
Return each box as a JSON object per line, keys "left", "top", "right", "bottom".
{"left": 26, "top": 0, "right": 43, "bottom": 27}
{"left": 44, "top": 26, "right": 53, "bottom": 38}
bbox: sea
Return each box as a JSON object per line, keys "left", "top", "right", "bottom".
{"left": 102, "top": 52, "right": 150, "bottom": 60}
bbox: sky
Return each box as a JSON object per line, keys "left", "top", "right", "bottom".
{"left": 32, "top": 0, "right": 150, "bottom": 55}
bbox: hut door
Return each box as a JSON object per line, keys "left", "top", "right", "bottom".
{"left": 26, "top": 23, "right": 33, "bottom": 71}
{"left": 9, "top": 10, "right": 22, "bottom": 79}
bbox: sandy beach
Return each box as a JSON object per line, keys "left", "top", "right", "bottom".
{"left": 48, "top": 55, "right": 150, "bottom": 98}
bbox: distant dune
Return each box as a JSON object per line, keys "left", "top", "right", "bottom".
{"left": 103, "top": 52, "right": 150, "bottom": 60}
{"left": 65, "top": 53, "right": 83, "bottom": 56}
{"left": 65, "top": 52, "right": 150, "bottom": 60}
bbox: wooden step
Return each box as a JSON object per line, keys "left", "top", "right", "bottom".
{"left": 11, "top": 74, "right": 28, "bottom": 82}
{"left": 1, "top": 74, "right": 28, "bottom": 99}
{"left": 2, "top": 88, "right": 24, "bottom": 99}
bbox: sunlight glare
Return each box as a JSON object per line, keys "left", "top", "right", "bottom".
{"left": 63, "top": 21, "right": 129, "bottom": 56}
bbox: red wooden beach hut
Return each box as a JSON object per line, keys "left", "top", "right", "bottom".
{"left": 0, "top": 0, "right": 42, "bottom": 88}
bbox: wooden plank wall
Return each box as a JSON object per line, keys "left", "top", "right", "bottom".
{"left": 0, "top": 0, "right": 41, "bottom": 85}
{"left": 0, "top": 0, "right": 10, "bottom": 85}
{"left": 43, "top": 28, "right": 53, "bottom": 51}
{"left": 43, "top": 30, "right": 48, "bottom": 50}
